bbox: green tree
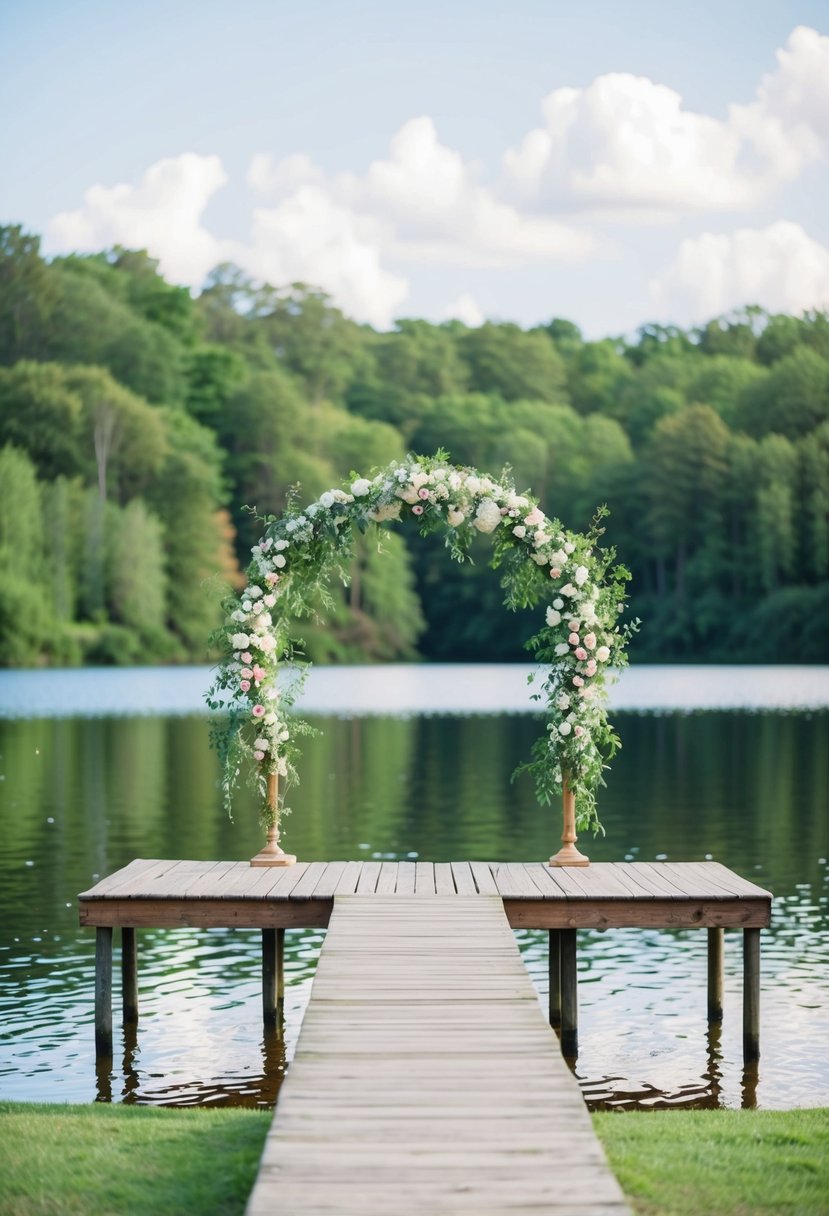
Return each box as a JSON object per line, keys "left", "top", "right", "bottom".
{"left": 0, "top": 225, "right": 58, "bottom": 365}
{"left": 460, "top": 323, "right": 567, "bottom": 402}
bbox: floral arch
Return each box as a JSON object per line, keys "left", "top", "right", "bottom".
{"left": 208, "top": 452, "right": 635, "bottom": 863}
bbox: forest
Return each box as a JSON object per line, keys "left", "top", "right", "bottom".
{"left": 1, "top": 223, "right": 828, "bottom": 666}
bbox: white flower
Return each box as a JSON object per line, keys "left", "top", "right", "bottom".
{"left": 276, "top": 757, "right": 288, "bottom": 776}
{"left": 574, "top": 565, "right": 589, "bottom": 586}
{"left": 582, "top": 601, "right": 597, "bottom": 625}
{"left": 274, "top": 539, "right": 289, "bottom": 551}
{"left": 231, "top": 609, "right": 247, "bottom": 623}
{"left": 447, "top": 507, "right": 465, "bottom": 527}
{"left": 411, "top": 470, "right": 429, "bottom": 489}
{"left": 568, "top": 618, "right": 580, "bottom": 631}
{"left": 556, "top": 693, "right": 570, "bottom": 710}
{"left": 369, "top": 501, "right": 402, "bottom": 522}
{"left": 351, "top": 478, "right": 372, "bottom": 497}
{"left": 533, "top": 531, "right": 550, "bottom": 547}
{"left": 531, "top": 553, "right": 548, "bottom": 566}
{"left": 552, "top": 598, "right": 564, "bottom": 610}
{"left": 558, "top": 721, "right": 572, "bottom": 736}
{"left": 560, "top": 583, "right": 577, "bottom": 597}
{"left": 252, "top": 612, "right": 272, "bottom": 632}
{"left": 564, "top": 542, "right": 575, "bottom": 554}
{"left": 596, "top": 645, "right": 611, "bottom": 662}
{"left": 274, "top": 554, "right": 287, "bottom": 568}
{"left": 246, "top": 586, "right": 263, "bottom": 599}
{"left": 319, "top": 490, "right": 336, "bottom": 509}
{"left": 513, "top": 525, "right": 526, "bottom": 539}
{"left": 254, "top": 737, "right": 269, "bottom": 751}
{"left": 465, "top": 475, "right": 482, "bottom": 495}
{"left": 473, "top": 499, "right": 502, "bottom": 533}
{"left": 397, "top": 486, "right": 420, "bottom": 504}
{"left": 263, "top": 594, "right": 276, "bottom": 608}
{"left": 554, "top": 642, "right": 569, "bottom": 656}
{"left": 231, "top": 633, "right": 250, "bottom": 649}
{"left": 550, "top": 550, "right": 567, "bottom": 567}
{"left": 258, "top": 634, "right": 277, "bottom": 653}
{"left": 545, "top": 607, "right": 561, "bottom": 627}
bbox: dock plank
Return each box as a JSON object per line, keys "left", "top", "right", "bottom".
{"left": 246, "top": 895, "right": 629, "bottom": 1216}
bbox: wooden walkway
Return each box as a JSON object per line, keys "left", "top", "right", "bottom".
{"left": 246, "top": 894, "right": 629, "bottom": 1215}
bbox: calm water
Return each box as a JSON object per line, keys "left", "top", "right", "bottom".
{"left": 0, "top": 665, "right": 827, "bottom": 1112}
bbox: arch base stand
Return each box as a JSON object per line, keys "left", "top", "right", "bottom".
{"left": 547, "top": 779, "right": 591, "bottom": 867}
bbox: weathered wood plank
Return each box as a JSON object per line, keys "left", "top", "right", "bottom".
{"left": 356, "top": 860, "right": 383, "bottom": 893}
{"left": 374, "top": 862, "right": 399, "bottom": 894}
{"left": 450, "top": 861, "right": 478, "bottom": 895}
{"left": 468, "top": 861, "right": 498, "bottom": 894}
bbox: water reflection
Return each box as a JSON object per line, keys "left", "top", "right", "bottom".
{"left": 0, "top": 706, "right": 827, "bottom": 1110}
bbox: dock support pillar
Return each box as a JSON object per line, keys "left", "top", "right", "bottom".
{"left": 95, "top": 926, "right": 113, "bottom": 1058}
{"left": 743, "top": 928, "right": 761, "bottom": 1062}
{"left": 548, "top": 930, "right": 561, "bottom": 1028}
{"left": 122, "top": 927, "right": 138, "bottom": 1024}
{"left": 560, "top": 928, "right": 578, "bottom": 1057}
{"left": 707, "top": 927, "right": 723, "bottom": 1022}
{"left": 262, "top": 927, "right": 285, "bottom": 1026}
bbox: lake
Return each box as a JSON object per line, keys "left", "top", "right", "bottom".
{"left": 0, "top": 664, "right": 827, "bottom": 1112}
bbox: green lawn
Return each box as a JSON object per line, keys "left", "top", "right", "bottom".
{"left": 0, "top": 1103, "right": 271, "bottom": 1216}
{"left": 594, "top": 1107, "right": 829, "bottom": 1215}
{"left": 1, "top": 1102, "right": 827, "bottom": 1216}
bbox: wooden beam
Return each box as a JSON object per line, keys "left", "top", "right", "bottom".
{"left": 707, "top": 927, "right": 723, "bottom": 1022}
{"left": 743, "top": 928, "right": 761, "bottom": 1062}
{"left": 121, "top": 926, "right": 138, "bottom": 1024}
{"left": 94, "top": 926, "right": 113, "bottom": 1058}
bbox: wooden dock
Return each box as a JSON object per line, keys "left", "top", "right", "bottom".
{"left": 80, "top": 858, "right": 770, "bottom": 1062}
{"left": 246, "top": 894, "right": 629, "bottom": 1214}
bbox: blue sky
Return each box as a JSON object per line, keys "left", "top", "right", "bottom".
{"left": 2, "top": 0, "right": 828, "bottom": 336}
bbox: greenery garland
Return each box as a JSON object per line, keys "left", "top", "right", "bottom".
{"left": 207, "top": 452, "right": 638, "bottom": 837}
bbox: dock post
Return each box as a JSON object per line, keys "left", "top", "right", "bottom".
{"left": 262, "top": 927, "right": 285, "bottom": 1025}
{"left": 122, "top": 927, "right": 138, "bottom": 1024}
{"left": 95, "top": 926, "right": 113, "bottom": 1057}
{"left": 707, "top": 927, "right": 723, "bottom": 1021}
{"left": 743, "top": 928, "right": 761, "bottom": 1062}
{"left": 560, "top": 928, "right": 578, "bottom": 1057}
{"left": 548, "top": 930, "right": 561, "bottom": 1027}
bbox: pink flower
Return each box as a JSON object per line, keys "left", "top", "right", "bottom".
{"left": 572, "top": 676, "right": 584, "bottom": 688}
{"left": 568, "top": 632, "right": 579, "bottom": 645}
{"left": 240, "top": 680, "right": 251, "bottom": 693}
{"left": 412, "top": 505, "right": 424, "bottom": 515}
{"left": 525, "top": 506, "right": 545, "bottom": 527}
{"left": 550, "top": 568, "right": 561, "bottom": 579}
{"left": 241, "top": 652, "right": 252, "bottom": 664}
{"left": 252, "top": 704, "right": 266, "bottom": 718}
{"left": 575, "top": 647, "right": 588, "bottom": 661}
{"left": 574, "top": 725, "right": 585, "bottom": 737}
{"left": 418, "top": 487, "right": 430, "bottom": 500}
{"left": 265, "top": 572, "right": 279, "bottom": 586}
{"left": 583, "top": 632, "right": 596, "bottom": 650}
{"left": 253, "top": 665, "right": 266, "bottom": 682}
{"left": 241, "top": 668, "right": 253, "bottom": 679}
{"left": 586, "top": 659, "right": 597, "bottom": 676}
{"left": 253, "top": 750, "right": 265, "bottom": 762}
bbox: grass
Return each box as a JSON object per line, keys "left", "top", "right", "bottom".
{"left": 0, "top": 1102, "right": 271, "bottom": 1216}
{"left": 594, "top": 1107, "right": 829, "bottom": 1216}
{"left": 1, "top": 1102, "right": 827, "bottom": 1215}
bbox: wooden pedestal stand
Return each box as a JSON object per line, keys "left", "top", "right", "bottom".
{"left": 548, "top": 777, "right": 590, "bottom": 867}
{"left": 250, "top": 773, "right": 296, "bottom": 867}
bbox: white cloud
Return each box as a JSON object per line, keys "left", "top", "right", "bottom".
{"left": 46, "top": 154, "right": 233, "bottom": 287}
{"left": 649, "top": 221, "right": 829, "bottom": 324}
{"left": 247, "top": 187, "right": 408, "bottom": 327}
{"left": 441, "top": 293, "right": 485, "bottom": 327}
{"left": 247, "top": 152, "right": 323, "bottom": 196}
{"left": 503, "top": 25, "right": 829, "bottom": 217}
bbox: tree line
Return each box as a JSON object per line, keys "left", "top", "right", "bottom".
{"left": 1, "top": 223, "right": 827, "bottom": 666}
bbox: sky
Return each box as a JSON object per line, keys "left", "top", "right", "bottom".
{"left": 2, "top": 0, "right": 828, "bottom": 337}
